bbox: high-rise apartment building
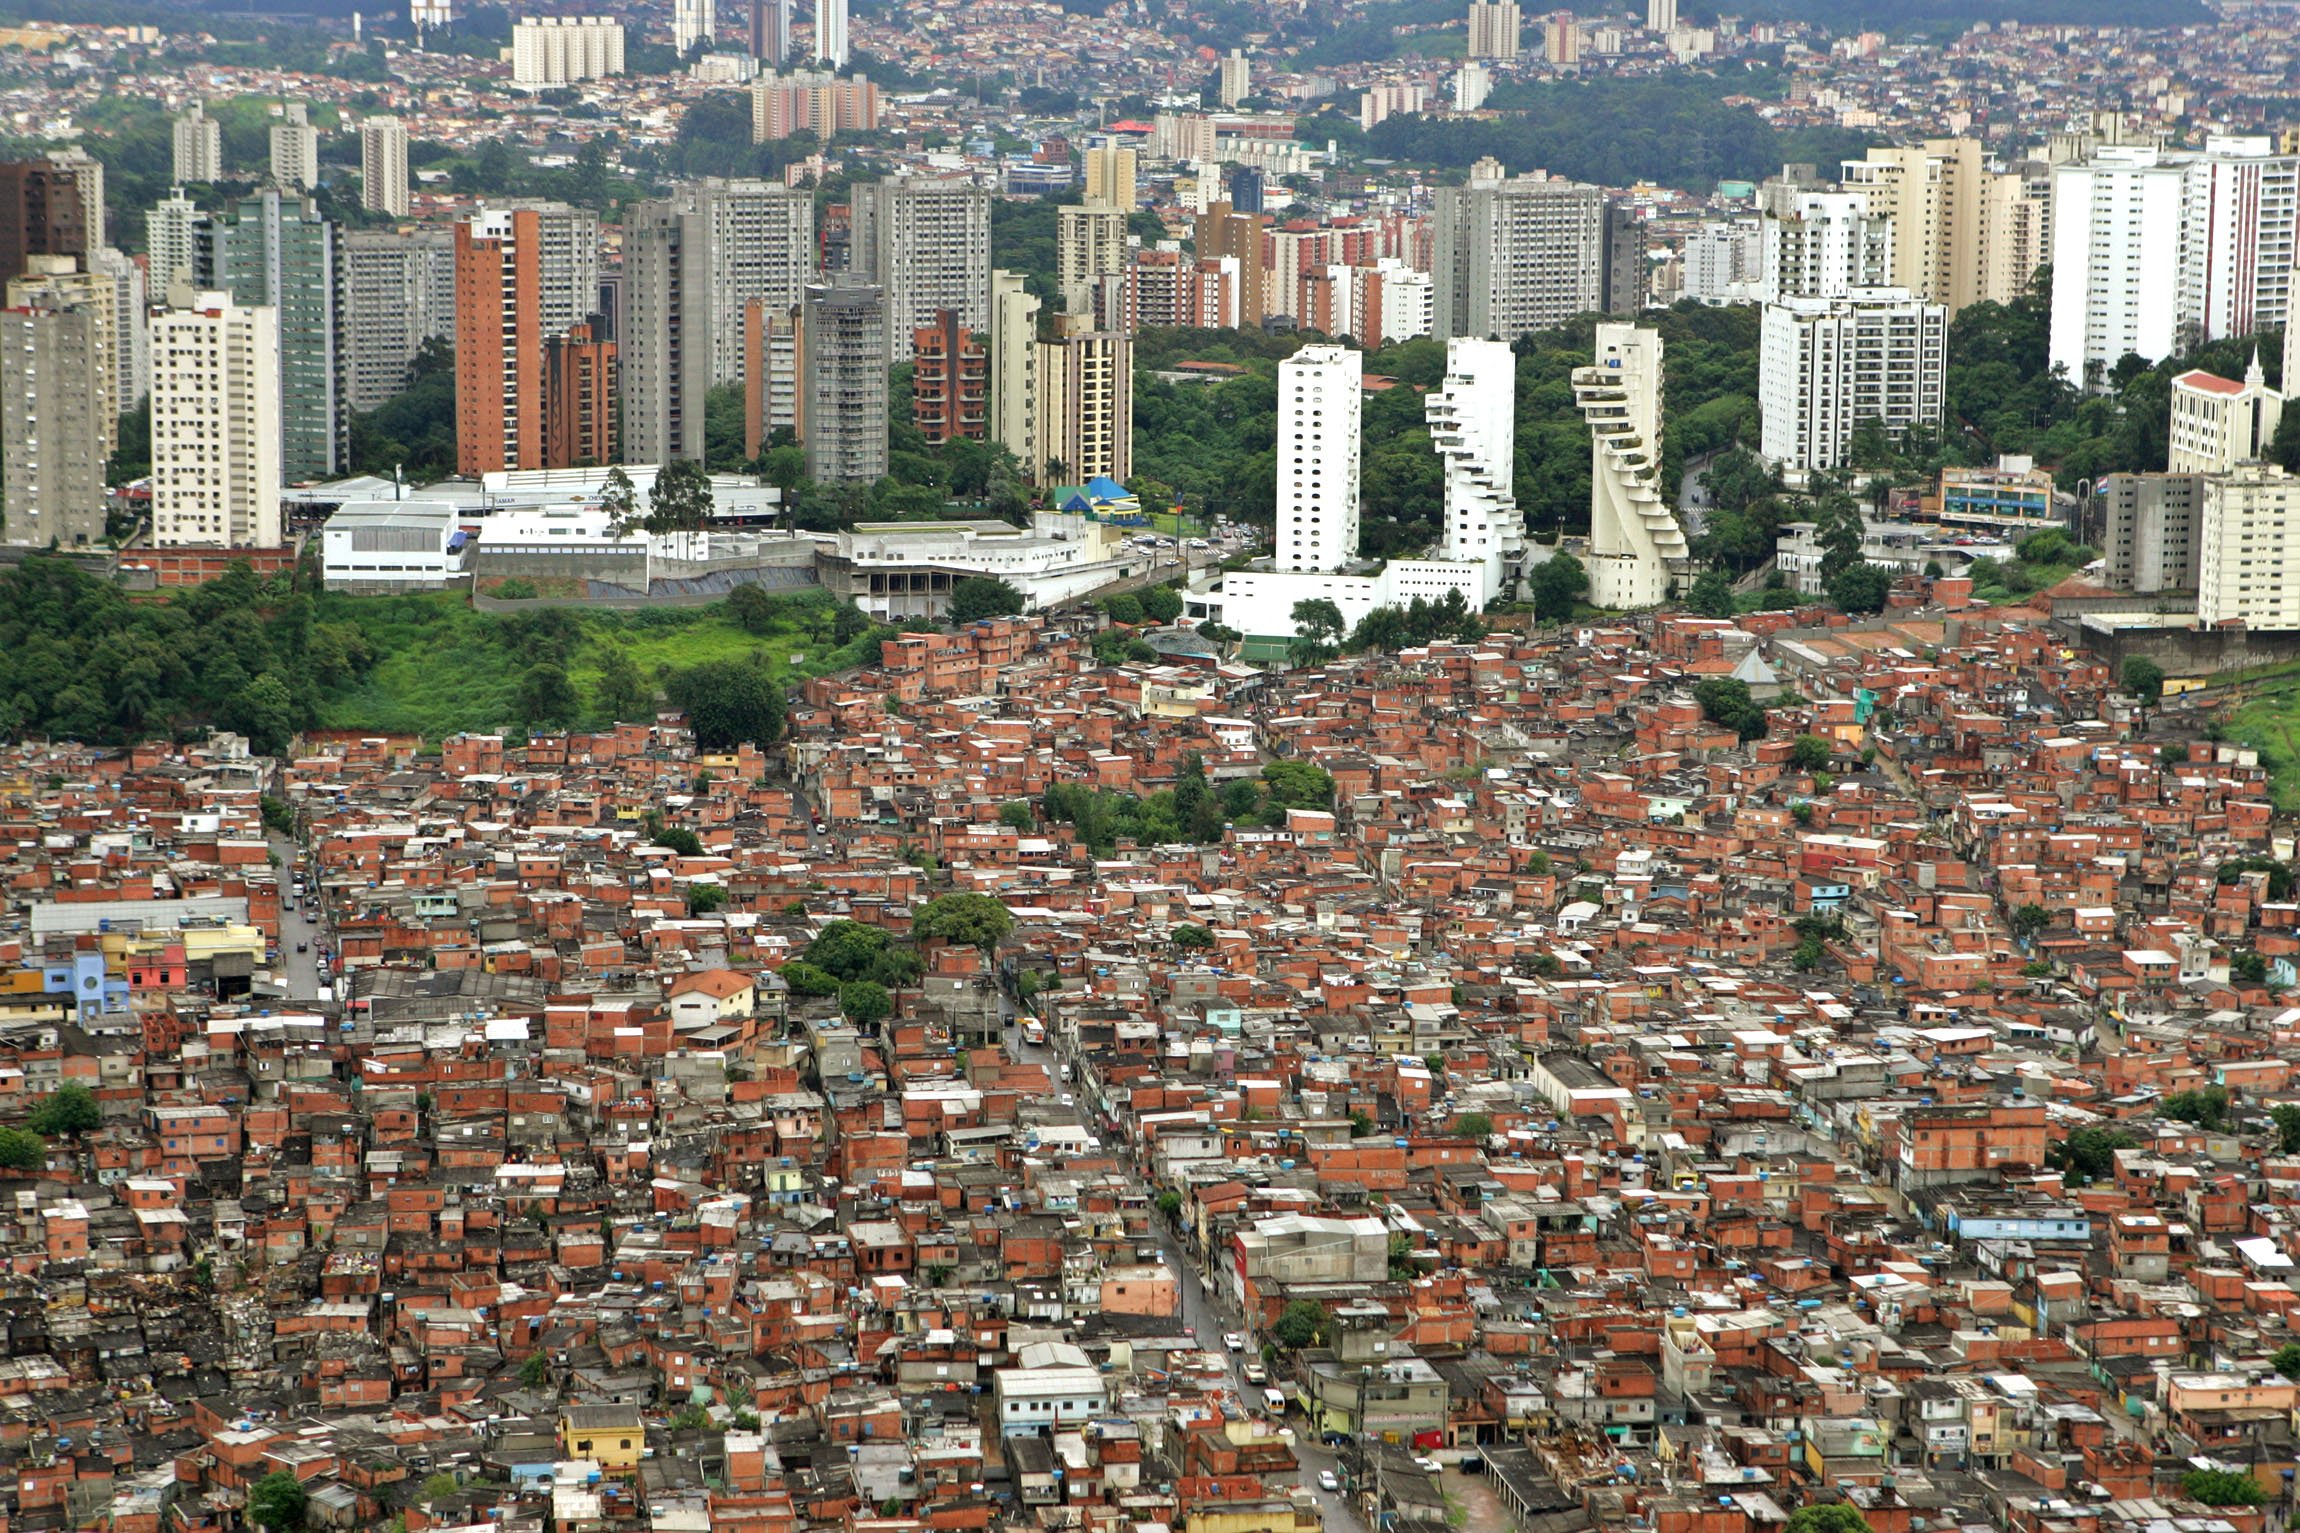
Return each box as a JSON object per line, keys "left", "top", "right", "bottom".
{"left": 2178, "top": 136, "right": 2299, "bottom": 351}
{"left": 814, "top": 0, "right": 848, "bottom": 68}
{"left": 1119, "top": 252, "right": 1238, "bottom": 333}
{"left": 2199, "top": 464, "right": 2300, "bottom": 629}
{"left": 750, "top": 70, "right": 882, "bottom": 140}
{"left": 202, "top": 190, "right": 339, "bottom": 482}
{"left": 511, "top": 16, "right": 625, "bottom": 86}
{"left": 342, "top": 227, "right": 455, "bottom": 411}
{"left": 1036, "top": 314, "right": 1132, "bottom": 485}
{"left": 1194, "top": 200, "right": 1271, "bottom": 329}
{"left": 271, "top": 103, "right": 319, "bottom": 193}
{"left": 1273, "top": 343, "right": 1363, "bottom": 573}
{"left": 1453, "top": 61, "right": 1491, "bottom": 112}
{"left": 0, "top": 159, "right": 89, "bottom": 283}
{"left": 1683, "top": 215, "right": 1764, "bottom": 305}
{"left": 850, "top": 174, "right": 990, "bottom": 364}
{"left": 623, "top": 179, "right": 815, "bottom": 463}
{"left": 2168, "top": 358, "right": 2283, "bottom": 474}
{"left": 1466, "top": 1, "right": 1520, "bottom": 60}
{"left": 147, "top": 187, "right": 201, "bottom": 294}
{"left": 1, "top": 257, "right": 115, "bottom": 547}
{"left": 988, "top": 269, "right": 1042, "bottom": 481}
{"left": 1081, "top": 138, "right": 1138, "bottom": 210}
{"left": 1647, "top": 0, "right": 1676, "bottom": 29}
{"left": 544, "top": 322, "right": 617, "bottom": 468}
{"left": 90, "top": 246, "right": 148, "bottom": 413}
{"left": 1431, "top": 171, "right": 1618, "bottom": 342}
{"left": 1574, "top": 323, "right": 1687, "bottom": 609}
{"left": 742, "top": 300, "right": 803, "bottom": 459}
{"left": 748, "top": 0, "right": 790, "bottom": 61}
{"left": 150, "top": 290, "right": 281, "bottom": 548}
{"left": 478, "top": 200, "right": 600, "bottom": 339}
{"left": 1057, "top": 202, "right": 1129, "bottom": 316}
{"left": 173, "top": 103, "right": 222, "bottom": 184}
{"left": 46, "top": 148, "right": 103, "bottom": 252}
{"left": 801, "top": 277, "right": 887, "bottom": 483}
{"left": 454, "top": 209, "right": 546, "bottom": 475}
{"left": 674, "top": 0, "right": 715, "bottom": 52}
{"left": 360, "top": 118, "right": 411, "bottom": 217}
{"left": 2103, "top": 473, "right": 2203, "bottom": 594}
{"left": 1217, "top": 49, "right": 1251, "bottom": 107}
{"left": 1759, "top": 289, "right": 1947, "bottom": 472}
{"left": 912, "top": 309, "right": 988, "bottom": 445}
{"left": 1426, "top": 338, "right": 1522, "bottom": 596}
{"left": 1758, "top": 184, "right": 1891, "bottom": 302}
{"left": 1543, "top": 10, "right": 1580, "bottom": 64}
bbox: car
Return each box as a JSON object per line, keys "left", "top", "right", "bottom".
{"left": 1414, "top": 1457, "right": 1443, "bottom": 1475}
{"left": 1223, "top": 1332, "right": 1246, "bottom": 1352}
{"left": 1458, "top": 1455, "right": 1484, "bottom": 1474}
{"left": 1242, "top": 1362, "right": 1267, "bottom": 1385}
{"left": 1319, "top": 1471, "right": 1340, "bottom": 1493}
{"left": 295, "top": 943, "right": 307, "bottom": 954}
{"left": 1320, "top": 1431, "right": 1350, "bottom": 1449}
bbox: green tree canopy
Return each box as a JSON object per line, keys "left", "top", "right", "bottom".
{"left": 665, "top": 659, "right": 785, "bottom": 750}
{"left": 2181, "top": 1469, "right": 2266, "bottom": 1506}
{"left": 0, "top": 1128, "right": 43, "bottom": 1171}
{"left": 1782, "top": 1508, "right": 1873, "bottom": 1533}
{"left": 27, "top": 1083, "right": 100, "bottom": 1138}
{"left": 913, "top": 892, "right": 1014, "bottom": 953}
{"left": 1684, "top": 567, "right": 1737, "bottom": 619}
{"left": 1531, "top": 553, "right": 1589, "bottom": 623}
{"left": 1272, "top": 1299, "right": 1327, "bottom": 1349}
{"left": 249, "top": 1471, "right": 310, "bottom": 1533}
{"left": 948, "top": 576, "right": 1028, "bottom": 624}
{"left": 840, "top": 980, "right": 891, "bottom": 1028}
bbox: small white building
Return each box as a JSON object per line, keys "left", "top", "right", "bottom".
{"left": 320, "top": 499, "right": 469, "bottom": 591}
{"left": 995, "top": 1341, "right": 1111, "bottom": 1435}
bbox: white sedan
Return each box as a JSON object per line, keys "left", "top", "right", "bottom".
{"left": 1223, "top": 1331, "right": 1246, "bottom": 1352}
{"left": 1319, "top": 1471, "right": 1340, "bottom": 1492}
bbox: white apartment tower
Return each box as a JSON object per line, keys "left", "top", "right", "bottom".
{"left": 1759, "top": 289, "right": 1947, "bottom": 471}
{"left": 148, "top": 188, "right": 202, "bottom": 293}
{"left": 1466, "top": 1, "right": 1520, "bottom": 60}
{"left": 2199, "top": 464, "right": 2300, "bottom": 629}
{"left": 150, "top": 290, "right": 282, "bottom": 549}
{"left": 2179, "top": 136, "right": 2299, "bottom": 350}
{"left": 674, "top": 0, "right": 715, "bottom": 52}
{"left": 271, "top": 103, "right": 319, "bottom": 193}
{"left": 361, "top": 118, "right": 411, "bottom": 217}
{"left": 511, "top": 17, "right": 626, "bottom": 86}
{"left": 1646, "top": 0, "right": 1676, "bottom": 28}
{"left": 850, "top": 174, "right": 991, "bottom": 364}
{"left": 2168, "top": 357, "right": 2283, "bottom": 474}
{"left": 90, "top": 246, "right": 149, "bottom": 413}
{"left": 1217, "top": 49, "right": 1251, "bottom": 107}
{"left": 1425, "top": 338, "right": 1523, "bottom": 597}
{"left": 815, "top": 0, "right": 848, "bottom": 68}
{"left": 173, "top": 103, "right": 222, "bottom": 183}
{"left": 1759, "top": 184, "right": 1891, "bottom": 302}
{"left": 1575, "top": 322, "right": 1687, "bottom": 609}
{"left": 989, "top": 269, "right": 1042, "bottom": 482}
{"left": 1058, "top": 202, "right": 1129, "bottom": 315}
{"left": 1274, "top": 344, "right": 1364, "bottom": 574}
{"left": 1, "top": 258, "right": 116, "bottom": 548}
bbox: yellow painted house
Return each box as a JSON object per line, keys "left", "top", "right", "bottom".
{"left": 560, "top": 1404, "right": 645, "bottom": 1473}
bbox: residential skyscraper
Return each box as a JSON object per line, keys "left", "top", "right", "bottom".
{"left": 1217, "top": 49, "right": 1250, "bottom": 107}
{"left": 1, "top": 257, "right": 116, "bottom": 547}
{"left": 623, "top": 179, "right": 815, "bottom": 463}
{"left": 2168, "top": 356, "right": 2283, "bottom": 474}
{"left": 748, "top": 0, "right": 790, "bottom": 61}
{"left": 742, "top": 300, "right": 803, "bottom": 458}
{"left": 1431, "top": 170, "right": 1615, "bottom": 342}
{"left": 1758, "top": 183, "right": 1892, "bottom": 302}
{"left": 1543, "top": 10, "right": 1579, "bottom": 64}
{"left": 988, "top": 269, "right": 1042, "bottom": 482}
{"left": 1466, "top": 1, "right": 1520, "bottom": 60}
{"left": 201, "top": 189, "right": 340, "bottom": 482}
{"left": 90, "top": 246, "right": 148, "bottom": 413}
{"left": 674, "top": 0, "right": 715, "bottom": 52}
{"left": 271, "top": 103, "right": 319, "bottom": 193}
{"left": 1273, "top": 343, "right": 1363, "bottom": 573}
{"left": 173, "top": 103, "right": 222, "bottom": 184}
{"left": 801, "top": 276, "right": 888, "bottom": 483}
{"left": 342, "top": 227, "right": 455, "bottom": 411}
{"left": 2103, "top": 473, "right": 2203, "bottom": 594}
{"left": 850, "top": 174, "right": 990, "bottom": 363}
{"left": 146, "top": 188, "right": 202, "bottom": 295}
{"left": 1575, "top": 322, "right": 1687, "bottom": 609}
{"left": 1057, "top": 202, "right": 1128, "bottom": 316}
{"left": 511, "top": 16, "right": 625, "bottom": 86}
{"left": 1194, "top": 200, "right": 1271, "bottom": 328}
{"left": 544, "top": 322, "right": 617, "bottom": 468}
{"left": 1646, "top": 0, "right": 1676, "bottom": 28}
{"left": 913, "top": 309, "right": 988, "bottom": 445}
{"left": 0, "top": 159, "right": 88, "bottom": 284}
{"left": 1759, "top": 289, "right": 1947, "bottom": 472}
{"left": 2199, "top": 464, "right": 2300, "bottom": 629}
{"left": 480, "top": 200, "right": 601, "bottom": 339}
{"left": 1080, "top": 138, "right": 1138, "bottom": 210}
{"left": 1426, "top": 337, "right": 1523, "bottom": 597}
{"left": 814, "top": 0, "right": 848, "bottom": 68}
{"left": 1036, "top": 314, "right": 1132, "bottom": 485}
{"left": 454, "top": 209, "right": 546, "bottom": 475}
{"left": 360, "top": 118, "right": 411, "bottom": 217}
{"left": 150, "top": 290, "right": 281, "bottom": 549}
{"left": 46, "top": 148, "right": 103, "bottom": 252}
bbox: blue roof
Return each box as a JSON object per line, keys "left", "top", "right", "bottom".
{"left": 1085, "top": 476, "right": 1129, "bottom": 499}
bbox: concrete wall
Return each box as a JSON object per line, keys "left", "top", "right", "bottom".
{"left": 2070, "top": 618, "right": 2300, "bottom": 678}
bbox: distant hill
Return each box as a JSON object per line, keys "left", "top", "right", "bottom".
{"left": 1699, "top": 0, "right": 2214, "bottom": 30}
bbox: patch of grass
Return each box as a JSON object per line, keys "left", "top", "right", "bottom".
{"left": 311, "top": 589, "right": 876, "bottom": 739}
{"left": 2226, "top": 683, "right": 2300, "bottom": 813}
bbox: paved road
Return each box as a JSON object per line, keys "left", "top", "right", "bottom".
{"left": 1026, "top": 1015, "right": 1366, "bottom": 1532}
{"left": 266, "top": 832, "right": 327, "bottom": 1003}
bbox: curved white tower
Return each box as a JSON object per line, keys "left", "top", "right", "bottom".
{"left": 1425, "top": 336, "right": 1522, "bottom": 601}
{"left": 1575, "top": 321, "right": 1687, "bottom": 609}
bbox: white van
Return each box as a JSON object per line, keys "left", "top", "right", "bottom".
{"left": 1262, "top": 1387, "right": 1287, "bottom": 1414}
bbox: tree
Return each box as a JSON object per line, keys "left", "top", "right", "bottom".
{"left": 998, "top": 801, "right": 1034, "bottom": 831}
{"left": 2233, "top": 950, "right": 2270, "bottom": 985}
{"left": 1790, "top": 734, "right": 1832, "bottom": 772}
{"left": 687, "top": 883, "right": 728, "bottom": 915}
{"left": 780, "top": 960, "right": 841, "bottom": 997}
{"left": 1685, "top": 567, "right": 1737, "bottom": 619}
{"left": 1825, "top": 561, "right": 1891, "bottom": 615}
{"left": 1694, "top": 676, "right": 1768, "bottom": 741}
{"left": 948, "top": 576, "right": 1028, "bottom": 624}
{"left": 647, "top": 457, "right": 715, "bottom": 558}
{"left": 1531, "top": 553, "right": 1589, "bottom": 623}
{"left": 1261, "top": 760, "right": 1335, "bottom": 810}
{"left": 0, "top": 1129, "right": 43, "bottom": 1171}
{"left": 2163, "top": 1086, "right": 2231, "bottom": 1131}
{"left": 28, "top": 1083, "right": 100, "bottom": 1138}
{"left": 2010, "top": 903, "right": 2052, "bottom": 941}
{"left": 665, "top": 659, "right": 785, "bottom": 749}
{"left": 600, "top": 465, "right": 641, "bottom": 536}
{"left": 807, "top": 919, "right": 894, "bottom": 980}
{"left": 913, "top": 892, "right": 1014, "bottom": 954}
{"left": 1173, "top": 924, "right": 1214, "bottom": 949}
{"left": 1288, "top": 598, "right": 1345, "bottom": 665}
{"left": 1455, "top": 1112, "right": 1493, "bottom": 1139}
{"left": 1139, "top": 584, "right": 1184, "bottom": 623}
{"left": 2122, "top": 655, "right": 2165, "bottom": 708}
{"left": 2047, "top": 1126, "right": 2137, "bottom": 1184}
{"left": 515, "top": 662, "right": 579, "bottom": 730}
{"left": 1792, "top": 937, "right": 1824, "bottom": 970}
{"left": 2275, "top": 1342, "right": 2300, "bottom": 1381}
{"left": 727, "top": 583, "right": 778, "bottom": 635}
{"left": 249, "top": 1471, "right": 309, "bottom": 1533}
{"left": 2273, "top": 1105, "right": 2300, "bottom": 1155}
{"left": 2181, "top": 1469, "right": 2266, "bottom": 1507}
{"left": 1102, "top": 592, "right": 1146, "bottom": 625}
{"left": 1783, "top": 1509, "right": 1873, "bottom": 1533}
{"left": 1387, "top": 1229, "right": 1417, "bottom": 1279}
{"left": 840, "top": 981, "right": 891, "bottom": 1028}
{"left": 594, "top": 645, "right": 654, "bottom": 724}
{"left": 519, "top": 1351, "right": 552, "bottom": 1389}
{"left": 1272, "top": 1299, "right": 1327, "bottom": 1349}
{"left": 1156, "top": 1189, "right": 1183, "bottom": 1220}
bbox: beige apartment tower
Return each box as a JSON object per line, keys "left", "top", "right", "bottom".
{"left": 360, "top": 118, "right": 411, "bottom": 217}
{"left": 1, "top": 257, "right": 118, "bottom": 547}
{"left": 1035, "top": 314, "right": 1132, "bottom": 485}
{"left": 988, "top": 269, "right": 1042, "bottom": 482}
{"left": 151, "top": 288, "right": 281, "bottom": 548}
{"left": 271, "top": 103, "right": 319, "bottom": 193}
{"left": 1467, "top": 0, "right": 1520, "bottom": 60}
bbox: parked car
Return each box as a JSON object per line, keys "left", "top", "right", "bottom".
{"left": 1242, "top": 1362, "right": 1267, "bottom": 1385}
{"left": 1223, "top": 1332, "right": 1246, "bottom": 1352}
{"left": 1319, "top": 1471, "right": 1339, "bottom": 1493}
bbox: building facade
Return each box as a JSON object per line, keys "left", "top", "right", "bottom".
{"left": 912, "top": 309, "right": 988, "bottom": 445}
{"left": 2103, "top": 472, "right": 2203, "bottom": 595}
{"left": 1036, "top": 315, "right": 1132, "bottom": 485}
{"left": 147, "top": 188, "right": 201, "bottom": 294}
{"left": 1759, "top": 289, "right": 1947, "bottom": 472}
{"left": 1273, "top": 343, "right": 1363, "bottom": 573}
{"left": 1057, "top": 202, "right": 1128, "bottom": 316}
{"left": 1432, "top": 172, "right": 1617, "bottom": 342}
{"left": 2199, "top": 464, "right": 2300, "bottom": 629}
{"left": 1, "top": 259, "right": 114, "bottom": 547}
{"left": 0, "top": 158, "right": 89, "bottom": 285}
{"left": 150, "top": 291, "right": 280, "bottom": 548}
{"left": 801, "top": 277, "right": 888, "bottom": 484}
{"left": 360, "top": 118, "right": 411, "bottom": 217}
{"left": 1576, "top": 322, "right": 1687, "bottom": 608}
{"left": 511, "top": 17, "right": 625, "bottom": 85}
{"left": 2168, "top": 360, "right": 2283, "bottom": 475}
{"left": 544, "top": 322, "right": 618, "bottom": 469}
{"left": 201, "top": 190, "right": 340, "bottom": 482}
{"left": 850, "top": 175, "right": 991, "bottom": 364}
{"left": 270, "top": 104, "right": 318, "bottom": 193}
{"left": 988, "top": 269, "right": 1041, "bottom": 482}
{"left": 172, "top": 103, "right": 221, "bottom": 184}
{"left": 341, "top": 227, "right": 455, "bottom": 411}
{"left": 454, "top": 209, "right": 546, "bottom": 475}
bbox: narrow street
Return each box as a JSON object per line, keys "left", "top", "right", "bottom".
{"left": 266, "top": 831, "right": 327, "bottom": 1003}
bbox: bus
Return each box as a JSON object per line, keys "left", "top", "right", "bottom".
{"left": 1022, "top": 1019, "right": 1046, "bottom": 1046}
